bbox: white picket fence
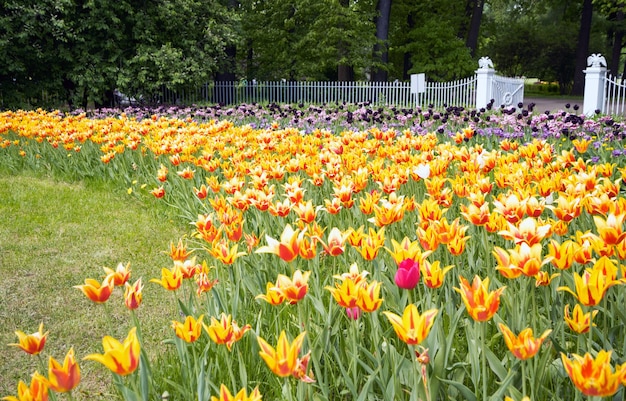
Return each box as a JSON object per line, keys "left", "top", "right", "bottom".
{"left": 604, "top": 75, "right": 626, "bottom": 116}
{"left": 157, "top": 57, "right": 526, "bottom": 110}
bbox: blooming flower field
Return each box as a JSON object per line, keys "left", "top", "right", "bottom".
{"left": 2, "top": 102, "right": 626, "bottom": 401}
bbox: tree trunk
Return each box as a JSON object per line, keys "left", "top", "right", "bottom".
{"left": 337, "top": 0, "right": 354, "bottom": 81}
{"left": 571, "top": 0, "right": 593, "bottom": 95}
{"left": 372, "top": 0, "right": 392, "bottom": 82}
{"left": 465, "top": 0, "right": 485, "bottom": 57}
{"left": 402, "top": 12, "right": 415, "bottom": 79}
{"left": 609, "top": 10, "right": 624, "bottom": 77}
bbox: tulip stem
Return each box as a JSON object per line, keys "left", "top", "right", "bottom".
{"left": 521, "top": 360, "right": 527, "bottom": 398}
{"left": 481, "top": 322, "right": 487, "bottom": 401}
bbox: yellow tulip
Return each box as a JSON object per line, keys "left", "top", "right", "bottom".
{"left": 83, "top": 327, "right": 140, "bottom": 376}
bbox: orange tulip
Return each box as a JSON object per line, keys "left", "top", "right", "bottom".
{"left": 102, "top": 262, "right": 131, "bottom": 286}
{"left": 256, "top": 282, "right": 287, "bottom": 306}
{"left": 257, "top": 331, "right": 311, "bottom": 381}
{"left": 356, "top": 280, "right": 383, "bottom": 313}
{"left": 74, "top": 274, "right": 115, "bottom": 303}
{"left": 557, "top": 263, "right": 619, "bottom": 307}
{"left": 150, "top": 186, "right": 165, "bottom": 198}
{"left": 455, "top": 275, "right": 505, "bottom": 322}
{"left": 208, "top": 239, "right": 246, "bottom": 265}
{"left": 326, "top": 277, "right": 360, "bottom": 310}
{"left": 293, "top": 200, "right": 317, "bottom": 224}
{"left": 274, "top": 270, "right": 310, "bottom": 304}
{"left": 205, "top": 314, "right": 251, "bottom": 351}
{"left": 420, "top": 260, "right": 454, "bottom": 289}
{"left": 256, "top": 224, "right": 302, "bottom": 262}
{"left": 83, "top": 327, "right": 140, "bottom": 376}
{"left": 492, "top": 193, "right": 525, "bottom": 224}
{"left": 210, "top": 384, "right": 262, "bottom": 401}
{"left": 593, "top": 213, "right": 626, "bottom": 246}
{"left": 172, "top": 315, "right": 204, "bottom": 343}
{"left": 551, "top": 194, "right": 582, "bottom": 222}
{"left": 561, "top": 350, "right": 621, "bottom": 397}
{"left": 498, "top": 217, "right": 551, "bottom": 246}
{"left": 383, "top": 304, "right": 438, "bottom": 346}
{"left": 45, "top": 347, "right": 80, "bottom": 392}
{"left": 2, "top": 373, "right": 49, "bottom": 401}
{"left": 385, "top": 236, "right": 428, "bottom": 265}
{"left": 534, "top": 271, "right": 559, "bottom": 287}
{"left": 498, "top": 323, "right": 551, "bottom": 360}
{"left": 493, "top": 243, "right": 550, "bottom": 278}
{"left": 168, "top": 239, "right": 191, "bottom": 262}
{"left": 9, "top": 323, "right": 48, "bottom": 355}
{"left": 150, "top": 266, "right": 183, "bottom": 291}
{"left": 547, "top": 239, "right": 576, "bottom": 270}
{"left": 460, "top": 202, "right": 490, "bottom": 226}
{"left": 196, "top": 273, "right": 219, "bottom": 296}
{"left": 318, "top": 227, "right": 348, "bottom": 256}
{"left": 564, "top": 304, "right": 598, "bottom": 334}
{"left": 357, "top": 227, "right": 386, "bottom": 261}
{"left": 124, "top": 278, "right": 143, "bottom": 310}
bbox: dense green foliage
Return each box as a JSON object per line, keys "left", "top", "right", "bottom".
{"left": 0, "top": 0, "right": 624, "bottom": 108}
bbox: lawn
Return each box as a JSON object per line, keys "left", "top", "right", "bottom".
{"left": 0, "top": 172, "right": 185, "bottom": 400}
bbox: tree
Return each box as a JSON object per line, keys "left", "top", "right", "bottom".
{"left": 464, "top": 0, "right": 486, "bottom": 57}
{"left": 371, "top": 0, "right": 392, "bottom": 82}
{"left": 572, "top": 0, "right": 594, "bottom": 95}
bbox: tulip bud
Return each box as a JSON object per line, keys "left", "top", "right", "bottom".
{"left": 395, "top": 258, "right": 420, "bottom": 289}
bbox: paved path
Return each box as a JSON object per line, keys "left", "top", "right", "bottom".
{"left": 522, "top": 97, "right": 583, "bottom": 113}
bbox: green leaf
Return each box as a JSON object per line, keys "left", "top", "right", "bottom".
{"left": 436, "top": 376, "right": 477, "bottom": 401}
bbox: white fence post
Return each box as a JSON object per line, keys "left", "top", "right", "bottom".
{"left": 475, "top": 57, "right": 495, "bottom": 110}
{"left": 583, "top": 54, "right": 607, "bottom": 116}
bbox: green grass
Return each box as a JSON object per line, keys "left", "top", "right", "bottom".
{"left": 0, "top": 172, "right": 188, "bottom": 400}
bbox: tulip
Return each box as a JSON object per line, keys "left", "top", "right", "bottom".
{"left": 383, "top": 304, "right": 438, "bottom": 346}
{"left": 547, "top": 239, "right": 576, "bottom": 270}
{"left": 256, "top": 224, "right": 302, "bottom": 262}
{"left": 208, "top": 239, "right": 246, "bottom": 265}
{"left": 150, "top": 186, "right": 165, "bottom": 198}
{"left": 394, "top": 258, "right": 420, "bottom": 289}
{"left": 196, "top": 273, "right": 219, "bottom": 296}
{"left": 150, "top": 266, "right": 183, "bottom": 291}
{"left": 564, "top": 304, "right": 598, "bottom": 334}
{"left": 498, "top": 323, "right": 551, "bottom": 360}
{"left": 420, "top": 260, "right": 454, "bottom": 289}
{"left": 356, "top": 280, "right": 383, "bottom": 312}
{"left": 326, "top": 277, "right": 360, "bottom": 310}
{"left": 257, "top": 331, "right": 310, "bottom": 380}
{"left": 83, "top": 327, "right": 140, "bottom": 376}
{"left": 2, "top": 373, "right": 49, "bottom": 401}
{"left": 593, "top": 213, "right": 626, "bottom": 246}
{"left": 9, "top": 323, "right": 48, "bottom": 355}
{"left": 455, "top": 275, "right": 505, "bottom": 322}
{"left": 557, "top": 264, "right": 618, "bottom": 307}
{"left": 205, "top": 314, "right": 251, "bottom": 351}
{"left": 256, "top": 282, "right": 287, "bottom": 306}
{"left": 74, "top": 274, "right": 115, "bottom": 303}
{"left": 102, "top": 262, "right": 131, "bottom": 286}
{"left": 318, "top": 227, "right": 348, "bottom": 256}
{"left": 168, "top": 239, "right": 191, "bottom": 262}
{"left": 561, "top": 350, "right": 621, "bottom": 397}
{"left": 274, "top": 270, "right": 310, "bottom": 304}
{"left": 124, "top": 278, "right": 143, "bottom": 310}
{"left": 45, "top": 347, "right": 80, "bottom": 392}
{"left": 210, "top": 384, "right": 262, "bottom": 401}
{"left": 172, "top": 315, "right": 204, "bottom": 343}
{"left": 498, "top": 217, "right": 551, "bottom": 246}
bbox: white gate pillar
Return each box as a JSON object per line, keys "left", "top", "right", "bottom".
{"left": 475, "top": 57, "right": 495, "bottom": 110}
{"left": 583, "top": 54, "right": 607, "bottom": 116}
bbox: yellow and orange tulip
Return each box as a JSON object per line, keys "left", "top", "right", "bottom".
{"left": 9, "top": 323, "right": 48, "bottom": 355}
{"left": 561, "top": 350, "right": 622, "bottom": 397}
{"left": 455, "top": 275, "right": 505, "bottom": 322}
{"left": 45, "top": 347, "right": 80, "bottom": 392}
{"left": 210, "top": 384, "right": 262, "bottom": 401}
{"left": 383, "top": 304, "right": 438, "bottom": 346}
{"left": 498, "top": 323, "right": 551, "bottom": 360}
{"left": 84, "top": 327, "right": 140, "bottom": 376}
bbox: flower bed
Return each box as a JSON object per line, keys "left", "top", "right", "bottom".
{"left": 2, "top": 104, "right": 626, "bottom": 401}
